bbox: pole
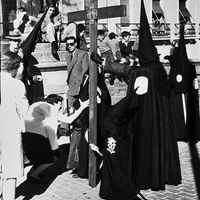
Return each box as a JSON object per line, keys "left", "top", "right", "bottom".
{"left": 0, "top": 0, "right": 3, "bottom": 37}
{"left": 182, "top": 93, "right": 187, "bottom": 124}
{"left": 88, "top": 0, "right": 98, "bottom": 188}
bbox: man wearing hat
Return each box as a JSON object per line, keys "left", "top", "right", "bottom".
{"left": 5, "top": 31, "right": 22, "bottom": 54}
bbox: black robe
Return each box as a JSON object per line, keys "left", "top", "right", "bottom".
{"left": 169, "top": 24, "right": 200, "bottom": 143}
{"left": 167, "top": 55, "right": 200, "bottom": 144}
{"left": 165, "top": 54, "right": 186, "bottom": 140}
{"left": 100, "top": 90, "right": 140, "bottom": 200}
{"left": 75, "top": 68, "right": 111, "bottom": 178}
{"left": 184, "top": 63, "right": 200, "bottom": 143}
{"left": 127, "top": 66, "right": 182, "bottom": 190}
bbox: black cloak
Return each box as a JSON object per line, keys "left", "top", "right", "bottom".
{"left": 125, "top": 0, "right": 182, "bottom": 190}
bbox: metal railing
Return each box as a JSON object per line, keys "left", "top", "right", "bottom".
{"left": 116, "top": 23, "right": 140, "bottom": 37}
{"left": 174, "top": 23, "right": 196, "bottom": 36}
{"left": 1, "top": 21, "right": 199, "bottom": 39}
{"left": 116, "top": 22, "right": 171, "bottom": 37}
{"left": 115, "top": 22, "right": 198, "bottom": 38}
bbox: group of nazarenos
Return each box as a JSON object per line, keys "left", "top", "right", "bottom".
{"left": 1, "top": 0, "right": 200, "bottom": 200}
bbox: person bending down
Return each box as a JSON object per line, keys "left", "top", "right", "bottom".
{"left": 22, "top": 94, "right": 89, "bottom": 183}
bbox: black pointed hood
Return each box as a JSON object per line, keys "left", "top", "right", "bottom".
{"left": 178, "top": 25, "right": 188, "bottom": 61}
{"left": 139, "top": 0, "right": 159, "bottom": 66}
{"left": 20, "top": 8, "right": 48, "bottom": 68}
{"left": 174, "top": 24, "right": 190, "bottom": 93}
{"left": 138, "top": 0, "right": 170, "bottom": 97}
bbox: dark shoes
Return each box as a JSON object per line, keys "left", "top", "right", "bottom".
{"left": 27, "top": 173, "right": 48, "bottom": 184}
{"left": 109, "top": 74, "right": 116, "bottom": 85}
{"left": 72, "top": 173, "right": 79, "bottom": 178}
{"left": 51, "top": 41, "right": 60, "bottom": 61}
{"left": 90, "top": 52, "right": 104, "bottom": 65}
{"left": 51, "top": 41, "right": 58, "bottom": 55}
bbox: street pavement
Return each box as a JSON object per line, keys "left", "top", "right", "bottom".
{"left": 15, "top": 141, "right": 200, "bottom": 200}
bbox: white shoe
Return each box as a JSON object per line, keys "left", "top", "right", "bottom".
{"left": 129, "top": 59, "right": 134, "bottom": 66}
{"left": 119, "top": 58, "right": 127, "bottom": 64}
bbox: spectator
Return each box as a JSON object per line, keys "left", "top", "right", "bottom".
{"left": 40, "top": 4, "right": 61, "bottom": 56}
{"left": 5, "top": 32, "right": 25, "bottom": 82}
{"left": 132, "top": 30, "right": 139, "bottom": 58}
{"left": 103, "top": 28, "right": 109, "bottom": 37}
{"left": 97, "top": 29, "right": 114, "bottom": 62}
{"left": 13, "top": 6, "right": 39, "bottom": 41}
{"left": 6, "top": 33, "right": 44, "bottom": 105}
{"left": 107, "top": 32, "right": 123, "bottom": 85}
{"left": 170, "top": 40, "right": 179, "bottom": 56}
{"left": 5, "top": 31, "right": 22, "bottom": 53}
{"left": 119, "top": 31, "right": 135, "bottom": 66}
{"left": 76, "top": 23, "right": 88, "bottom": 51}
{"left": 22, "top": 94, "right": 89, "bottom": 183}
{"left": 40, "top": 4, "right": 77, "bottom": 56}
{"left": 108, "top": 32, "right": 122, "bottom": 62}
{"left": 61, "top": 21, "right": 77, "bottom": 41}
{"left": 0, "top": 51, "right": 29, "bottom": 200}
{"left": 65, "top": 36, "right": 89, "bottom": 108}
{"left": 8, "top": 10, "right": 16, "bottom": 31}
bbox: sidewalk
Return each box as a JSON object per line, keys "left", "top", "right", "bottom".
{"left": 16, "top": 142, "right": 200, "bottom": 200}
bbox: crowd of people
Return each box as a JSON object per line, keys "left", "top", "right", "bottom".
{"left": 1, "top": 1, "right": 200, "bottom": 200}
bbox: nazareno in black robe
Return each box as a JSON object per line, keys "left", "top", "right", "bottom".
{"left": 126, "top": 65, "right": 182, "bottom": 190}
{"left": 126, "top": 0, "right": 182, "bottom": 190}
{"left": 167, "top": 24, "right": 200, "bottom": 144}
{"left": 75, "top": 66, "right": 111, "bottom": 178}
{"left": 100, "top": 89, "right": 142, "bottom": 200}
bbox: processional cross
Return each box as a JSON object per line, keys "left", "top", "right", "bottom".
{"left": 67, "top": 0, "right": 126, "bottom": 187}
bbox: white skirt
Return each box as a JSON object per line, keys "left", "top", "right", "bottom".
{"left": 1, "top": 133, "right": 24, "bottom": 178}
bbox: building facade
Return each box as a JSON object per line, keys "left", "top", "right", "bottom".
{"left": 1, "top": 0, "right": 200, "bottom": 60}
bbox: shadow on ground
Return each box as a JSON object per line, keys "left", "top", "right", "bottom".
{"left": 189, "top": 143, "right": 200, "bottom": 199}
{"left": 16, "top": 144, "right": 69, "bottom": 200}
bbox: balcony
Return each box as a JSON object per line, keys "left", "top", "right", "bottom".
{"left": 115, "top": 22, "right": 198, "bottom": 40}
{"left": 175, "top": 22, "right": 196, "bottom": 36}
{"left": 115, "top": 22, "right": 170, "bottom": 38}
{"left": 115, "top": 23, "right": 140, "bottom": 37}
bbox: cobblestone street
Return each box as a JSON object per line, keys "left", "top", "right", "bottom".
{"left": 16, "top": 142, "right": 200, "bottom": 200}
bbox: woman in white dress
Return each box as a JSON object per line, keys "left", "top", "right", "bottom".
{"left": 0, "top": 51, "right": 29, "bottom": 200}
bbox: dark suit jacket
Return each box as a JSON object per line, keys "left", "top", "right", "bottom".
{"left": 119, "top": 41, "right": 134, "bottom": 58}
{"left": 66, "top": 48, "right": 89, "bottom": 96}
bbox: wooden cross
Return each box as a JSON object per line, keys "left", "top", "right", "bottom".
{"left": 67, "top": 0, "right": 126, "bottom": 188}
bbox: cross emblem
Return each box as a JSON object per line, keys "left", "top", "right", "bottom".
{"left": 87, "top": 3, "right": 98, "bottom": 24}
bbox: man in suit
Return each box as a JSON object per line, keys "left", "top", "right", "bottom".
{"left": 65, "top": 36, "right": 89, "bottom": 108}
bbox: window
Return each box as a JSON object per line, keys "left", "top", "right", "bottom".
{"left": 152, "top": 1, "right": 164, "bottom": 20}
{"left": 179, "top": 2, "right": 191, "bottom": 23}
